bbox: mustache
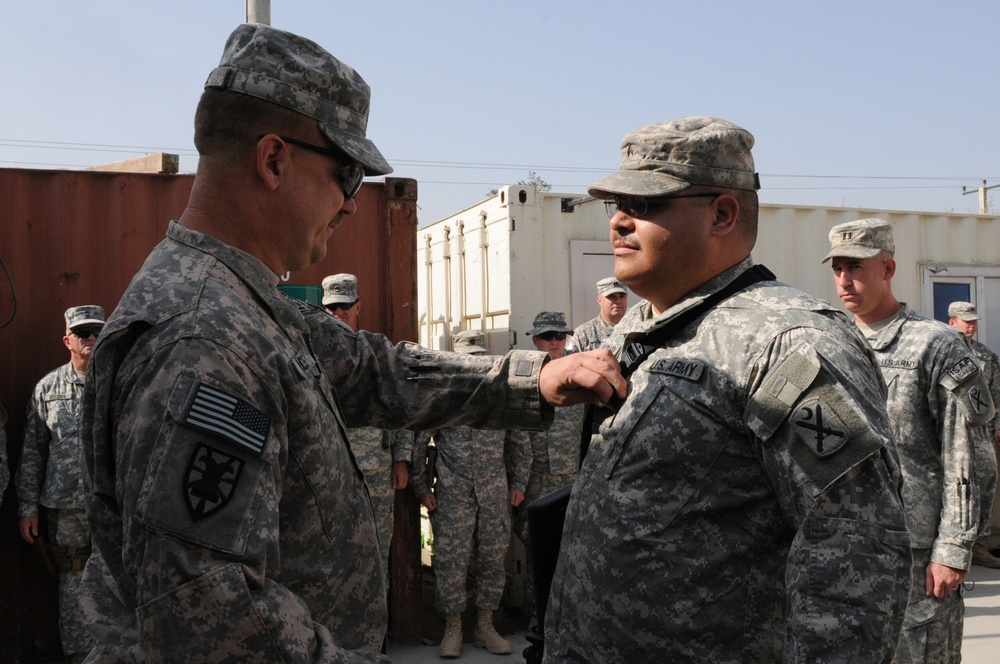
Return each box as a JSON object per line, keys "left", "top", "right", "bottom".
{"left": 611, "top": 233, "right": 640, "bottom": 250}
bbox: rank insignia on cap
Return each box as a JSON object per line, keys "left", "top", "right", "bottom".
{"left": 792, "top": 398, "right": 849, "bottom": 457}
{"left": 184, "top": 383, "right": 271, "bottom": 458}
{"left": 185, "top": 444, "right": 244, "bottom": 520}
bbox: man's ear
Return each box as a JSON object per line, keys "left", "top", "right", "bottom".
{"left": 710, "top": 193, "right": 740, "bottom": 237}
{"left": 884, "top": 257, "right": 897, "bottom": 280}
{"left": 256, "top": 134, "right": 286, "bottom": 191}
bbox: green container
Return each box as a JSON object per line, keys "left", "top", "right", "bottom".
{"left": 278, "top": 284, "right": 324, "bottom": 307}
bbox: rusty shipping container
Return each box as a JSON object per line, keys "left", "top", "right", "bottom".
{"left": 0, "top": 167, "right": 421, "bottom": 662}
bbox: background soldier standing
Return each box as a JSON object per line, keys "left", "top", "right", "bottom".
{"left": 948, "top": 300, "right": 1000, "bottom": 568}
{"left": 322, "top": 273, "right": 411, "bottom": 582}
{"left": 519, "top": 312, "right": 584, "bottom": 623}
{"left": 825, "top": 219, "right": 995, "bottom": 663}
{"left": 572, "top": 277, "right": 628, "bottom": 352}
{"left": 411, "top": 330, "right": 531, "bottom": 659}
{"left": 15, "top": 305, "right": 103, "bottom": 663}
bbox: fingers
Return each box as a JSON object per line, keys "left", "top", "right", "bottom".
{"left": 540, "top": 350, "right": 627, "bottom": 407}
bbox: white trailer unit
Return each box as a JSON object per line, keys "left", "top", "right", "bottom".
{"left": 418, "top": 187, "right": 1000, "bottom": 353}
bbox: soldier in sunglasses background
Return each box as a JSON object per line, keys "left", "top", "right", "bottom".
{"left": 14, "top": 305, "right": 104, "bottom": 663}
{"left": 518, "top": 311, "right": 586, "bottom": 626}
{"left": 572, "top": 278, "right": 628, "bottom": 352}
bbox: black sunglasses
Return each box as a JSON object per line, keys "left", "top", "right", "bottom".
{"left": 604, "top": 193, "right": 721, "bottom": 219}
{"left": 537, "top": 331, "right": 567, "bottom": 342}
{"left": 327, "top": 301, "right": 358, "bottom": 311}
{"left": 264, "top": 135, "right": 365, "bottom": 199}
{"left": 70, "top": 327, "right": 102, "bottom": 339}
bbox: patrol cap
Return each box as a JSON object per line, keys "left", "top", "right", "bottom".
{"left": 65, "top": 305, "right": 106, "bottom": 329}
{"left": 453, "top": 330, "right": 488, "bottom": 355}
{"left": 821, "top": 218, "right": 895, "bottom": 264}
{"left": 205, "top": 23, "right": 391, "bottom": 176}
{"left": 321, "top": 273, "right": 358, "bottom": 306}
{"left": 597, "top": 277, "right": 626, "bottom": 297}
{"left": 527, "top": 311, "right": 573, "bottom": 336}
{"left": 588, "top": 116, "right": 760, "bottom": 199}
{"left": 948, "top": 301, "right": 978, "bottom": 321}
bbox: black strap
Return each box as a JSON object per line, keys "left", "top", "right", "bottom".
{"left": 580, "top": 264, "right": 776, "bottom": 461}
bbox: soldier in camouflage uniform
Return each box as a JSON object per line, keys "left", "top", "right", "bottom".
{"left": 79, "top": 24, "right": 625, "bottom": 663}
{"left": 947, "top": 301, "right": 1000, "bottom": 568}
{"left": 825, "top": 219, "right": 995, "bottom": 663}
{"left": 546, "top": 117, "right": 912, "bottom": 663}
{"left": 571, "top": 278, "right": 628, "bottom": 352}
{"left": 519, "top": 312, "right": 585, "bottom": 621}
{"left": 411, "top": 330, "right": 532, "bottom": 659}
{"left": 322, "top": 273, "right": 412, "bottom": 582}
{"left": 15, "top": 305, "right": 104, "bottom": 663}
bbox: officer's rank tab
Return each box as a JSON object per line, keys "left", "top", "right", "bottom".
{"left": 183, "top": 382, "right": 270, "bottom": 459}
{"left": 792, "top": 397, "right": 849, "bottom": 457}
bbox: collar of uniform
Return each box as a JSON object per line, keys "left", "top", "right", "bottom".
{"left": 629, "top": 256, "right": 756, "bottom": 336}
{"left": 166, "top": 221, "right": 307, "bottom": 338}
{"left": 865, "top": 302, "right": 912, "bottom": 351}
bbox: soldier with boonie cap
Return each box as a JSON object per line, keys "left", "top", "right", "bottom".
{"left": 64, "top": 305, "right": 105, "bottom": 330}
{"left": 821, "top": 218, "right": 895, "bottom": 263}
{"left": 526, "top": 311, "right": 573, "bottom": 337}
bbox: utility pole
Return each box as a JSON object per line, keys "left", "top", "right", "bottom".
{"left": 246, "top": 0, "right": 271, "bottom": 25}
{"left": 962, "top": 180, "right": 1000, "bottom": 214}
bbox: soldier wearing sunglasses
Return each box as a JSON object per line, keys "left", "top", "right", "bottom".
{"left": 79, "top": 24, "right": 625, "bottom": 662}
{"left": 544, "top": 117, "right": 911, "bottom": 663}
{"left": 15, "top": 305, "right": 104, "bottom": 662}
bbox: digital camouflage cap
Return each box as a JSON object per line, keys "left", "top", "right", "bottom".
{"left": 527, "top": 311, "right": 573, "bottom": 336}
{"left": 597, "top": 277, "right": 626, "bottom": 297}
{"left": 453, "top": 330, "right": 488, "bottom": 355}
{"left": 205, "top": 23, "right": 391, "bottom": 176}
{"left": 822, "top": 218, "right": 895, "bottom": 264}
{"left": 322, "top": 273, "right": 358, "bottom": 306}
{"left": 588, "top": 116, "right": 760, "bottom": 199}
{"left": 948, "top": 301, "right": 978, "bottom": 321}
{"left": 65, "top": 305, "right": 106, "bottom": 329}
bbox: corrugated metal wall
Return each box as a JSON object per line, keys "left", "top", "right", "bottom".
{"left": 0, "top": 168, "right": 419, "bottom": 661}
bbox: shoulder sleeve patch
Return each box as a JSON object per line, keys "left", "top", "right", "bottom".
{"left": 946, "top": 356, "right": 979, "bottom": 385}
{"left": 182, "top": 382, "right": 271, "bottom": 459}
{"left": 747, "top": 342, "right": 821, "bottom": 442}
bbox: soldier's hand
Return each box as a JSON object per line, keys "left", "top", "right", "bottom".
{"left": 18, "top": 516, "right": 39, "bottom": 544}
{"left": 539, "top": 349, "right": 626, "bottom": 408}
{"left": 420, "top": 493, "right": 438, "bottom": 512}
{"left": 926, "top": 561, "right": 966, "bottom": 598}
{"left": 510, "top": 489, "right": 525, "bottom": 507}
{"left": 392, "top": 460, "right": 409, "bottom": 490}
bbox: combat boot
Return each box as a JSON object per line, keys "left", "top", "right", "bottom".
{"left": 473, "top": 609, "right": 511, "bottom": 655}
{"left": 971, "top": 543, "right": 1000, "bottom": 569}
{"left": 439, "top": 613, "right": 463, "bottom": 658}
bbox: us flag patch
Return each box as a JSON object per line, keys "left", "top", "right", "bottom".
{"left": 184, "top": 383, "right": 271, "bottom": 458}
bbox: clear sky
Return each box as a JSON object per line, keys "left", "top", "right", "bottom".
{"left": 2, "top": 1, "right": 998, "bottom": 225}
